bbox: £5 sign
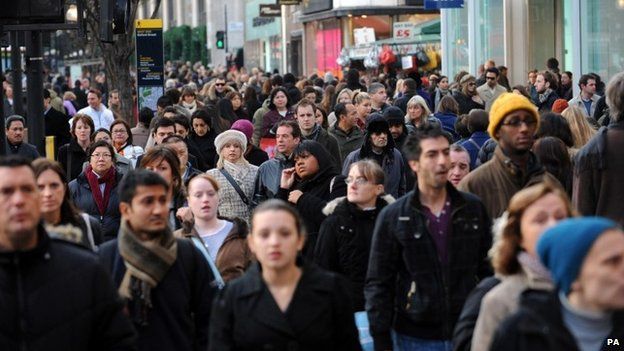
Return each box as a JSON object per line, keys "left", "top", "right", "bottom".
{"left": 394, "top": 22, "right": 415, "bottom": 39}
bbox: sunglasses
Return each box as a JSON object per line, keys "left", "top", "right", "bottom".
{"left": 215, "top": 83, "right": 225, "bottom": 86}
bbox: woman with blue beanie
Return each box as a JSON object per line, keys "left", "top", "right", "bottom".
{"left": 490, "top": 217, "right": 624, "bottom": 351}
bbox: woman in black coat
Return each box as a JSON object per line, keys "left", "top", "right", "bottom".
{"left": 189, "top": 108, "right": 218, "bottom": 170}
{"left": 277, "top": 140, "right": 347, "bottom": 258}
{"left": 314, "top": 159, "right": 394, "bottom": 311}
{"left": 209, "top": 199, "right": 362, "bottom": 351}
{"left": 68, "top": 141, "right": 123, "bottom": 242}
{"left": 58, "top": 113, "right": 94, "bottom": 181}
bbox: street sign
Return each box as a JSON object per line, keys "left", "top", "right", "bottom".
{"left": 259, "top": 4, "right": 281, "bottom": 17}
{"left": 393, "top": 22, "right": 415, "bottom": 39}
{"left": 424, "top": 0, "right": 464, "bottom": 9}
{"left": 135, "top": 19, "right": 164, "bottom": 112}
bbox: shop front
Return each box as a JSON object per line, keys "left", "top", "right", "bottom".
{"left": 244, "top": 0, "right": 282, "bottom": 72}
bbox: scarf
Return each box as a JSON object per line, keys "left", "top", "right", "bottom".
{"left": 517, "top": 251, "right": 552, "bottom": 283}
{"left": 115, "top": 142, "right": 128, "bottom": 155}
{"left": 182, "top": 100, "right": 197, "bottom": 112}
{"left": 538, "top": 88, "right": 553, "bottom": 104}
{"left": 118, "top": 220, "right": 178, "bottom": 326}
{"left": 222, "top": 159, "right": 250, "bottom": 179}
{"left": 85, "top": 164, "right": 116, "bottom": 216}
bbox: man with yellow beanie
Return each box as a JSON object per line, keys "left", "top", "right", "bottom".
{"left": 458, "top": 93, "right": 559, "bottom": 218}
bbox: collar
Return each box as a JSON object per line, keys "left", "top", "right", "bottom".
{"left": 410, "top": 181, "right": 466, "bottom": 212}
{"left": 0, "top": 224, "right": 51, "bottom": 264}
{"left": 493, "top": 145, "right": 543, "bottom": 180}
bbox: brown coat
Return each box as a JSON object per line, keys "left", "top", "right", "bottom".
{"left": 458, "top": 146, "right": 560, "bottom": 219}
{"left": 174, "top": 217, "right": 253, "bottom": 282}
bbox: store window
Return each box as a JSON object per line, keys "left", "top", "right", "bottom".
{"left": 580, "top": 0, "right": 624, "bottom": 80}
{"left": 476, "top": 0, "right": 504, "bottom": 68}
{"left": 316, "top": 20, "right": 342, "bottom": 76}
{"left": 444, "top": 7, "right": 469, "bottom": 76}
{"left": 350, "top": 15, "right": 393, "bottom": 44}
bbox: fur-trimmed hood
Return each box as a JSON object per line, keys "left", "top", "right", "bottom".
{"left": 205, "top": 82, "right": 235, "bottom": 102}
{"left": 322, "top": 194, "right": 395, "bottom": 216}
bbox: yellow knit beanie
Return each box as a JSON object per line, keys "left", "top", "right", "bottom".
{"left": 487, "top": 93, "right": 540, "bottom": 140}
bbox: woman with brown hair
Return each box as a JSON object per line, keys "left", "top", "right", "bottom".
{"left": 320, "top": 84, "right": 336, "bottom": 115}
{"left": 226, "top": 91, "right": 249, "bottom": 121}
{"left": 58, "top": 113, "right": 95, "bottom": 181}
{"left": 471, "top": 180, "right": 575, "bottom": 351}
{"left": 139, "top": 145, "right": 185, "bottom": 230}
{"left": 33, "top": 158, "right": 102, "bottom": 250}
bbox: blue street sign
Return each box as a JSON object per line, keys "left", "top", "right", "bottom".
{"left": 424, "top": 0, "right": 464, "bottom": 9}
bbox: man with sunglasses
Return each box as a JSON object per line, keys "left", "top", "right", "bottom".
{"left": 458, "top": 93, "right": 559, "bottom": 218}
{"left": 477, "top": 67, "right": 507, "bottom": 112}
{"left": 453, "top": 75, "right": 485, "bottom": 115}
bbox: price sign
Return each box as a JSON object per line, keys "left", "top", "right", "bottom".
{"left": 393, "top": 22, "right": 415, "bottom": 39}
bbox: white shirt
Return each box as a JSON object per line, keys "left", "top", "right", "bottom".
{"left": 74, "top": 104, "right": 115, "bottom": 130}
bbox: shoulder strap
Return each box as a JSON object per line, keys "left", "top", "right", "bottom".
{"left": 80, "top": 213, "right": 96, "bottom": 251}
{"left": 468, "top": 138, "right": 481, "bottom": 150}
{"left": 220, "top": 168, "right": 250, "bottom": 205}
{"left": 190, "top": 236, "right": 225, "bottom": 289}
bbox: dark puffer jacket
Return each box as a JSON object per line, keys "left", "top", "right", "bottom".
{"left": 365, "top": 183, "right": 492, "bottom": 350}
{"left": 58, "top": 138, "right": 88, "bottom": 181}
{"left": 0, "top": 228, "right": 136, "bottom": 351}
{"left": 276, "top": 141, "right": 347, "bottom": 258}
{"left": 69, "top": 171, "right": 124, "bottom": 242}
{"left": 314, "top": 195, "right": 395, "bottom": 311}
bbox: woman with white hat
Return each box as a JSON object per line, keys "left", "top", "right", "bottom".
{"left": 207, "top": 130, "right": 258, "bottom": 223}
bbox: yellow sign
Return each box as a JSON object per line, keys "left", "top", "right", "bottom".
{"left": 136, "top": 19, "right": 163, "bottom": 29}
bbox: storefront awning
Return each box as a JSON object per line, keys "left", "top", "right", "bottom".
{"left": 298, "top": 6, "right": 439, "bottom": 23}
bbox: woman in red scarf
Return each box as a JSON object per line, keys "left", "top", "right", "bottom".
{"left": 69, "top": 140, "right": 123, "bottom": 242}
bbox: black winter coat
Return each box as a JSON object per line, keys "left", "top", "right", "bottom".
{"left": 453, "top": 91, "right": 485, "bottom": 115}
{"left": 244, "top": 144, "right": 269, "bottom": 167}
{"left": 58, "top": 139, "right": 88, "bottom": 181}
{"left": 99, "top": 238, "right": 216, "bottom": 351}
{"left": 314, "top": 195, "right": 394, "bottom": 311}
{"left": 452, "top": 276, "right": 501, "bottom": 351}
{"left": 276, "top": 141, "right": 347, "bottom": 258}
{"left": 45, "top": 107, "right": 72, "bottom": 149}
{"left": 490, "top": 290, "right": 624, "bottom": 351}
{"left": 209, "top": 261, "right": 362, "bottom": 351}
{"left": 190, "top": 131, "right": 218, "bottom": 170}
{"left": 532, "top": 90, "right": 560, "bottom": 113}
{"left": 365, "top": 183, "right": 492, "bottom": 351}
{"left": 0, "top": 228, "right": 136, "bottom": 351}
{"left": 69, "top": 171, "right": 123, "bottom": 242}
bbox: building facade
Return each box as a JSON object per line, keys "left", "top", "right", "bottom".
{"left": 442, "top": 0, "right": 624, "bottom": 93}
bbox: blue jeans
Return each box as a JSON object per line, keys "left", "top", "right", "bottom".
{"left": 392, "top": 332, "right": 452, "bottom": 351}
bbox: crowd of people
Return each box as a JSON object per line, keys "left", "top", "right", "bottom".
{"left": 1, "top": 56, "right": 624, "bottom": 351}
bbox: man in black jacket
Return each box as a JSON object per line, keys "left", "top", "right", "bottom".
{"left": 43, "top": 89, "right": 72, "bottom": 149}
{"left": 99, "top": 169, "right": 216, "bottom": 351}
{"left": 365, "top": 124, "right": 492, "bottom": 351}
{"left": 0, "top": 156, "right": 136, "bottom": 351}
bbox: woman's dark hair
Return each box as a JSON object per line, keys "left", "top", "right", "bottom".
{"left": 87, "top": 140, "right": 117, "bottom": 163}
{"left": 315, "top": 105, "right": 329, "bottom": 129}
{"left": 512, "top": 85, "right": 531, "bottom": 99}
{"left": 31, "top": 158, "right": 80, "bottom": 225}
{"left": 533, "top": 137, "right": 572, "bottom": 193}
{"left": 251, "top": 199, "right": 306, "bottom": 238}
{"left": 139, "top": 107, "right": 154, "bottom": 126}
{"left": 320, "top": 85, "right": 336, "bottom": 114}
{"left": 172, "top": 115, "right": 191, "bottom": 133}
{"left": 217, "top": 98, "right": 237, "bottom": 123}
{"left": 139, "top": 145, "right": 182, "bottom": 196}
{"left": 110, "top": 119, "right": 133, "bottom": 145}
{"left": 454, "top": 114, "right": 471, "bottom": 139}
{"left": 119, "top": 169, "right": 170, "bottom": 204}
{"left": 191, "top": 107, "right": 214, "bottom": 131}
{"left": 243, "top": 86, "right": 258, "bottom": 103}
{"left": 537, "top": 112, "right": 574, "bottom": 148}
{"left": 91, "top": 128, "right": 112, "bottom": 143}
{"left": 268, "top": 87, "right": 291, "bottom": 110}
{"left": 436, "top": 95, "right": 459, "bottom": 115}
{"left": 226, "top": 91, "right": 243, "bottom": 103}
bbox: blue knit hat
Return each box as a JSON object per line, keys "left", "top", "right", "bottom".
{"left": 537, "top": 217, "right": 619, "bottom": 295}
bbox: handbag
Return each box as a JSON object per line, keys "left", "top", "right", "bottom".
{"left": 219, "top": 168, "right": 252, "bottom": 210}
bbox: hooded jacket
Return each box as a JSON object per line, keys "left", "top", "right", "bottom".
{"left": 314, "top": 195, "right": 395, "bottom": 311}
{"left": 342, "top": 116, "right": 407, "bottom": 198}
{"left": 276, "top": 141, "right": 347, "bottom": 258}
{"left": 174, "top": 217, "right": 253, "bottom": 282}
{"left": 302, "top": 124, "right": 342, "bottom": 170}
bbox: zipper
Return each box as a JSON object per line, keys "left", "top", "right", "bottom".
{"left": 405, "top": 281, "right": 416, "bottom": 310}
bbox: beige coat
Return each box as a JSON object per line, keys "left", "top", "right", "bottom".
{"left": 471, "top": 262, "right": 553, "bottom": 351}
{"left": 477, "top": 83, "right": 508, "bottom": 111}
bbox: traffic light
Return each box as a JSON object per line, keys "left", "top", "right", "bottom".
{"left": 216, "top": 31, "right": 225, "bottom": 50}
{"left": 100, "top": 0, "right": 131, "bottom": 43}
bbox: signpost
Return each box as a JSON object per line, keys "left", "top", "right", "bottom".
{"left": 135, "top": 19, "right": 164, "bottom": 112}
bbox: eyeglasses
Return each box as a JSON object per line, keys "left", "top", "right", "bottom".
{"left": 112, "top": 129, "right": 127, "bottom": 134}
{"left": 468, "top": 82, "right": 476, "bottom": 86}
{"left": 91, "top": 153, "right": 112, "bottom": 159}
{"left": 501, "top": 118, "right": 537, "bottom": 128}
{"left": 344, "top": 177, "right": 369, "bottom": 186}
